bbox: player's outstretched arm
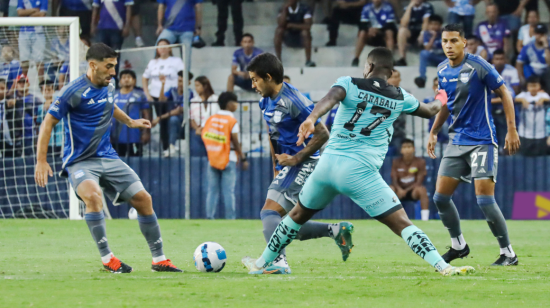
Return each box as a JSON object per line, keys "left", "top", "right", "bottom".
{"left": 113, "top": 105, "right": 151, "bottom": 129}
{"left": 410, "top": 89, "right": 447, "bottom": 119}
{"left": 35, "top": 114, "right": 59, "bottom": 187}
{"left": 494, "top": 84, "right": 520, "bottom": 155}
{"left": 297, "top": 86, "right": 346, "bottom": 145}
{"left": 278, "top": 122, "right": 329, "bottom": 166}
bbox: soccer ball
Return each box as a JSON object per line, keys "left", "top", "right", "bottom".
{"left": 193, "top": 242, "right": 227, "bottom": 273}
{"left": 128, "top": 207, "right": 138, "bottom": 220}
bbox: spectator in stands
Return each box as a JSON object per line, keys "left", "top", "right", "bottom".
{"left": 142, "top": 39, "right": 185, "bottom": 153}
{"left": 517, "top": 10, "right": 539, "bottom": 53}
{"left": 325, "top": 104, "right": 338, "bottom": 132}
{"left": 190, "top": 76, "right": 219, "bottom": 156}
{"left": 387, "top": 69, "right": 406, "bottom": 156}
{"left": 53, "top": 0, "right": 92, "bottom": 41}
{"left": 466, "top": 35, "right": 487, "bottom": 60}
{"left": 390, "top": 139, "right": 430, "bottom": 221}
{"left": 352, "top": 0, "right": 396, "bottom": 67}
{"left": 325, "top": 0, "right": 367, "bottom": 47}
{"left": 227, "top": 34, "right": 263, "bottom": 92}
{"left": 46, "top": 26, "right": 70, "bottom": 87}
{"left": 17, "top": 0, "right": 47, "bottom": 82}
{"left": 91, "top": 0, "right": 132, "bottom": 54}
{"left": 36, "top": 80, "right": 63, "bottom": 155}
{"left": 306, "top": 0, "right": 330, "bottom": 23}
{"left": 0, "top": 45, "right": 22, "bottom": 96}
{"left": 491, "top": 0, "right": 524, "bottom": 34}
{"left": 201, "top": 92, "right": 248, "bottom": 219}
{"left": 156, "top": 0, "right": 202, "bottom": 70}
{"left": 282, "top": 75, "right": 311, "bottom": 99}
{"left": 212, "top": 0, "right": 243, "bottom": 46}
{"left": 444, "top": 0, "right": 478, "bottom": 36}
{"left": 517, "top": 76, "right": 550, "bottom": 156}
{"left": 426, "top": 77, "right": 451, "bottom": 155}
{"left": 491, "top": 49, "right": 520, "bottom": 154}
{"left": 14, "top": 74, "right": 41, "bottom": 156}
{"left": 155, "top": 71, "right": 194, "bottom": 157}
{"left": 396, "top": 0, "right": 434, "bottom": 66}
{"left": 414, "top": 14, "right": 445, "bottom": 88}
{"left": 475, "top": 4, "right": 511, "bottom": 60}
{"left": 516, "top": 23, "right": 550, "bottom": 92}
{"left": 0, "top": 78, "right": 14, "bottom": 157}
{"left": 111, "top": 70, "right": 151, "bottom": 157}
{"left": 274, "top": 0, "right": 316, "bottom": 67}
{"left": 131, "top": 0, "right": 145, "bottom": 47}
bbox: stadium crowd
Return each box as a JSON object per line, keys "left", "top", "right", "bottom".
{"left": 0, "top": 0, "right": 550, "bottom": 161}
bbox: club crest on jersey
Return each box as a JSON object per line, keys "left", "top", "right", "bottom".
{"left": 273, "top": 111, "right": 283, "bottom": 123}
{"left": 460, "top": 73, "right": 470, "bottom": 83}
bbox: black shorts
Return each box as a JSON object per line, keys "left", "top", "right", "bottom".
{"left": 408, "top": 29, "right": 421, "bottom": 45}
{"left": 132, "top": 0, "right": 147, "bottom": 15}
{"left": 283, "top": 30, "right": 303, "bottom": 48}
{"left": 361, "top": 23, "right": 397, "bottom": 47}
{"left": 59, "top": 7, "right": 91, "bottom": 38}
{"left": 234, "top": 74, "right": 253, "bottom": 91}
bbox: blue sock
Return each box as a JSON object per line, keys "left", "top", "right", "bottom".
{"left": 402, "top": 225, "right": 449, "bottom": 272}
{"left": 256, "top": 215, "right": 302, "bottom": 268}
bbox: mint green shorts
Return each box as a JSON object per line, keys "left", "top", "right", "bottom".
{"left": 298, "top": 153, "right": 402, "bottom": 219}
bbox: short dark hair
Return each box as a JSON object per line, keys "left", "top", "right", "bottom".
{"left": 367, "top": 47, "right": 394, "bottom": 75}
{"left": 0, "top": 78, "right": 7, "bottom": 85}
{"left": 429, "top": 14, "right": 443, "bottom": 24}
{"left": 493, "top": 49, "right": 505, "bottom": 56}
{"left": 247, "top": 53, "right": 284, "bottom": 84}
{"left": 177, "top": 70, "right": 194, "bottom": 80}
{"left": 442, "top": 24, "right": 465, "bottom": 38}
{"left": 120, "top": 69, "right": 136, "bottom": 80}
{"left": 283, "top": 75, "right": 290, "bottom": 81}
{"left": 86, "top": 43, "right": 118, "bottom": 61}
{"left": 527, "top": 75, "right": 541, "bottom": 85}
{"left": 242, "top": 33, "right": 254, "bottom": 41}
{"left": 433, "top": 76, "right": 438, "bottom": 83}
{"left": 39, "top": 80, "right": 55, "bottom": 87}
{"left": 401, "top": 138, "right": 415, "bottom": 147}
{"left": 218, "top": 91, "right": 238, "bottom": 110}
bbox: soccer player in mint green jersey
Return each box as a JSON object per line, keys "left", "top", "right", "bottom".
{"left": 243, "top": 47, "right": 475, "bottom": 276}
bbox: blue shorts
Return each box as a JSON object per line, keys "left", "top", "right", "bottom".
{"left": 298, "top": 153, "right": 402, "bottom": 219}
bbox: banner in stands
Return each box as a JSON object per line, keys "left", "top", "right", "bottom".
{"left": 512, "top": 192, "right": 550, "bottom": 220}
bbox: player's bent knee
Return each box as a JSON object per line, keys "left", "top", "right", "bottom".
{"left": 289, "top": 201, "right": 316, "bottom": 224}
{"left": 130, "top": 190, "right": 153, "bottom": 215}
{"left": 262, "top": 198, "right": 286, "bottom": 216}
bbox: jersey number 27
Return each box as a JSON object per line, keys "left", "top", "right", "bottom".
{"left": 344, "top": 101, "right": 391, "bottom": 136}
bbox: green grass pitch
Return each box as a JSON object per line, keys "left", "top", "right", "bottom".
{"left": 1, "top": 220, "right": 549, "bottom": 307}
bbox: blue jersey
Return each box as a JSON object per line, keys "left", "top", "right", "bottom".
{"left": 476, "top": 20, "right": 510, "bottom": 59}
{"left": 159, "top": 0, "right": 203, "bottom": 32}
{"left": 48, "top": 74, "right": 119, "bottom": 173}
{"left": 111, "top": 89, "right": 148, "bottom": 144}
{"left": 448, "top": 0, "right": 475, "bottom": 16}
{"left": 325, "top": 76, "right": 420, "bottom": 170}
{"left": 50, "top": 37, "right": 70, "bottom": 62}
{"left": 0, "top": 60, "right": 22, "bottom": 90}
{"left": 93, "top": 0, "right": 134, "bottom": 30}
{"left": 259, "top": 82, "right": 320, "bottom": 170}
{"left": 407, "top": 1, "right": 433, "bottom": 32}
{"left": 360, "top": 2, "right": 396, "bottom": 28}
{"left": 61, "top": 0, "right": 92, "bottom": 11}
{"left": 517, "top": 41, "right": 547, "bottom": 76}
{"left": 437, "top": 53, "right": 504, "bottom": 146}
{"left": 325, "top": 106, "right": 338, "bottom": 131}
{"left": 426, "top": 96, "right": 452, "bottom": 143}
{"left": 232, "top": 47, "right": 263, "bottom": 71}
{"left": 423, "top": 31, "right": 444, "bottom": 54}
{"left": 17, "top": 0, "right": 48, "bottom": 33}
{"left": 164, "top": 87, "right": 193, "bottom": 107}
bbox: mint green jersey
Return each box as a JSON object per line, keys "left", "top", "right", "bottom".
{"left": 323, "top": 76, "right": 420, "bottom": 170}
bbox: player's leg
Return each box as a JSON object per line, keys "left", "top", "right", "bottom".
{"left": 411, "top": 185, "right": 430, "bottom": 221}
{"left": 103, "top": 159, "right": 182, "bottom": 272}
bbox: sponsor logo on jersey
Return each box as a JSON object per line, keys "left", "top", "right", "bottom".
{"left": 87, "top": 99, "right": 96, "bottom": 105}
{"left": 349, "top": 133, "right": 356, "bottom": 138}
{"left": 373, "top": 81, "right": 380, "bottom": 87}
{"left": 442, "top": 77, "right": 447, "bottom": 83}
{"left": 98, "top": 98, "right": 107, "bottom": 104}
{"left": 49, "top": 105, "right": 59, "bottom": 112}
{"left": 366, "top": 198, "right": 385, "bottom": 210}
{"left": 74, "top": 170, "right": 85, "bottom": 179}
{"left": 460, "top": 73, "right": 470, "bottom": 83}
{"left": 497, "top": 76, "right": 503, "bottom": 83}
{"left": 450, "top": 78, "right": 458, "bottom": 82}
{"left": 392, "top": 196, "right": 398, "bottom": 203}
{"left": 478, "top": 167, "right": 486, "bottom": 173}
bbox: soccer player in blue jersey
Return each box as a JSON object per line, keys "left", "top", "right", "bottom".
{"left": 244, "top": 53, "right": 354, "bottom": 274}
{"left": 34, "top": 43, "right": 182, "bottom": 274}
{"left": 243, "top": 48, "right": 475, "bottom": 276}
{"left": 428, "top": 24, "right": 521, "bottom": 266}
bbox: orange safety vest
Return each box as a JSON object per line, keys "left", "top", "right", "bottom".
{"left": 201, "top": 113, "right": 238, "bottom": 170}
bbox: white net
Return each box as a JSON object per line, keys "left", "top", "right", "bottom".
{"left": 0, "top": 23, "right": 84, "bottom": 218}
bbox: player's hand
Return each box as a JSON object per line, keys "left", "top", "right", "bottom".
{"left": 122, "top": 26, "right": 130, "bottom": 38}
{"left": 159, "top": 74, "right": 167, "bottom": 84}
{"left": 504, "top": 129, "right": 520, "bottom": 155}
{"left": 156, "top": 25, "right": 164, "bottom": 36}
{"left": 427, "top": 133, "right": 438, "bottom": 159}
{"left": 141, "top": 132, "right": 150, "bottom": 144}
{"left": 35, "top": 161, "right": 53, "bottom": 188}
{"left": 273, "top": 168, "right": 279, "bottom": 179}
{"left": 128, "top": 119, "right": 151, "bottom": 129}
{"left": 275, "top": 153, "right": 298, "bottom": 166}
{"left": 240, "top": 160, "right": 249, "bottom": 170}
{"left": 146, "top": 94, "right": 154, "bottom": 102}
{"left": 368, "top": 28, "right": 378, "bottom": 38}
{"left": 195, "top": 127, "right": 203, "bottom": 136}
{"left": 297, "top": 118, "right": 315, "bottom": 146}
{"left": 151, "top": 117, "right": 161, "bottom": 128}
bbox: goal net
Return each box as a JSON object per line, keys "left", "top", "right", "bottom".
{"left": 0, "top": 17, "right": 81, "bottom": 218}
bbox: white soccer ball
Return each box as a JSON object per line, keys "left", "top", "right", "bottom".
{"left": 193, "top": 242, "right": 227, "bottom": 273}
{"left": 128, "top": 207, "right": 138, "bottom": 220}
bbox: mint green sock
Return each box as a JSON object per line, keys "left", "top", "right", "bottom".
{"left": 401, "top": 225, "right": 449, "bottom": 272}
{"left": 256, "top": 216, "right": 302, "bottom": 268}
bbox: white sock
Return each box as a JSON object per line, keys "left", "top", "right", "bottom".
{"left": 153, "top": 255, "right": 167, "bottom": 263}
{"left": 101, "top": 252, "right": 114, "bottom": 264}
{"left": 500, "top": 245, "right": 515, "bottom": 258}
{"left": 329, "top": 223, "right": 340, "bottom": 239}
{"left": 421, "top": 210, "right": 430, "bottom": 221}
{"left": 451, "top": 234, "right": 466, "bottom": 250}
